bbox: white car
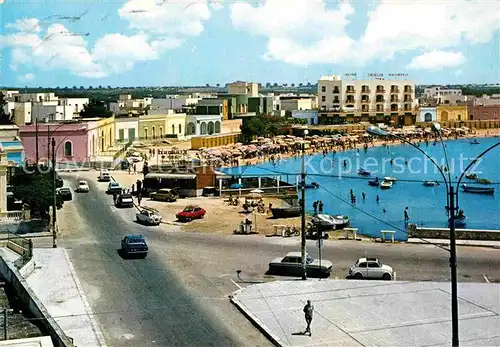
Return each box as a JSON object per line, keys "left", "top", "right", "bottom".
{"left": 136, "top": 209, "right": 162, "bottom": 226}
{"left": 348, "top": 257, "right": 394, "bottom": 280}
{"left": 99, "top": 169, "right": 111, "bottom": 182}
{"left": 75, "top": 180, "right": 90, "bottom": 192}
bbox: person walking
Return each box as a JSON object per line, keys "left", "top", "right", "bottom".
{"left": 133, "top": 164, "right": 137, "bottom": 174}
{"left": 112, "top": 192, "right": 117, "bottom": 205}
{"left": 312, "top": 201, "right": 318, "bottom": 215}
{"left": 318, "top": 201, "right": 323, "bottom": 214}
{"left": 362, "top": 192, "right": 366, "bottom": 201}
{"left": 404, "top": 206, "right": 409, "bottom": 222}
{"left": 303, "top": 300, "right": 314, "bottom": 336}
{"left": 376, "top": 195, "right": 380, "bottom": 203}
{"left": 137, "top": 193, "right": 142, "bottom": 206}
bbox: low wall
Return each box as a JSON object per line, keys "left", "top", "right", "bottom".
{"left": 0, "top": 257, "right": 74, "bottom": 347}
{"left": 408, "top": 224, "right": 500, "bottom": 240}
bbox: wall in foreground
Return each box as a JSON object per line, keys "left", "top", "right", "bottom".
{"left": 408, "top": 224, "right": 500, "bottom": 240}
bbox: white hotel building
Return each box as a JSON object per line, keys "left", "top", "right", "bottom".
{"left": 317, "top": 75, "right": 418, "bottom": 126}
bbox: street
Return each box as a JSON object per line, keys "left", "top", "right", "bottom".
{"left": 54, "top": 171, "right": 500, "bottom": 346}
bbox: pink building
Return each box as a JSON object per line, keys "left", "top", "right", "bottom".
{"left": 19, "top": 123, "right": 90, "bottom": 166}
{"left": 468, "top": 105, "right": 500, "bottom": 120}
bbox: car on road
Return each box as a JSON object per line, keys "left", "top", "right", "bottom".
{"left": 116, "top": 193, "right": 134, "bottom": 208}
{"left": 176, "top": 205, "right": 206, "bottom": 222}
{"left": 56, "top": 174, "right": 64, "bottom": 188}
{"left": 348, "top": 257, "right": 394, "bottom": 280}
{"left": 75, "top": 180, "right": 90, "bottom": 193}
{"left": 268, "top": 252, "right": 333, "bottom": 277}
{"left": 107, "top": 181, "right": 122, "bottom": 194}
{"left": 56, "top": 187, "right": 72, "bottom": 201}
{"left": 150, "top": 188, "right": 178, "bottom": 202}
{"left": 98, "top": 169, "right": 111, "bottom": 182}
{"left": 136, "top": 209, "right": 162, "bottom": 225}
{"left": 121, "top": 235, "right": 148, "bottom": 258}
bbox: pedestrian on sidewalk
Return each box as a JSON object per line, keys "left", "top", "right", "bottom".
{"left": 303, "top": 300, "right": 314, "bottom": 336}
{"left": 404, "top": 206, "right": 409, "bottom": 222}
{"left": 133, "top": 164, "right": 137, "bottom": 174}
{"left": 312, "top": 201, "right": 318, "bottom": 214}
{"left": 137, "top": 193, "right": 142, "bottom": 206}
{"left": 318, "top": 201, "right": 323, "bottom": 214}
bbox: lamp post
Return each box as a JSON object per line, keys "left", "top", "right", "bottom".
{"left": 367, "top": 124, "right": 500, "bottom": 347}
{"left": 300, "top": 129, "right": 309, "bottom": 280}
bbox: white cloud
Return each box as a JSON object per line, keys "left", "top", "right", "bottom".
{"left": 230, "top": 0, "right": 500, "bottom": 66}
{"left": 5, "top": 18, "right": 40, "bottom": 33}
{"left": 18, "top": 73, "right": 35, "bottom": 82}
{"left": 407, "top": 51, "right": 466, "bottom": 70}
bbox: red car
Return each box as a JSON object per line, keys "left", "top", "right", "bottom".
{"left": 176, "top": 205, "right": 206, "bottom": 222}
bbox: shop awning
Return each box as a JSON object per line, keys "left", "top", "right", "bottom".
{"left": 145, "top": 173, "right": 196, "bottom": 180}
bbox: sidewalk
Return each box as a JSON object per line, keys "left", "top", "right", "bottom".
{"left": 231, "top": 280, "right": 500, "bottom": 347}
{"left": 407, "top": 238, "right": 500, "bottom": 248}
{"left": 25, "top": 248, "right": 107, "bottom": 347}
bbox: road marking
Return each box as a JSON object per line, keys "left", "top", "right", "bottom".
{"left": 483, "top": 274, "right": 490, "bottom": 283}
{"left": 229, "top": 278, "right": 242, "bottom": 289}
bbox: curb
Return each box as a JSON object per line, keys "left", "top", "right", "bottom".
{"left": 406, "top": 241, "right": 500, "bottom": 249}
{"left": 62, "top": 248, "right": 108, "bottom": 346}
{"left": 230, "top": 290, "right": 283, "bottom": 347}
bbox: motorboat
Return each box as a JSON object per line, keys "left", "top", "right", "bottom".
{"left": 368, "top": 179, "right": 380, "bottom": 186}
{"left": 305, "top": 182, "right": 320, "bottom": 189}
{"left": 462, "top": 184, "right": 495, "bottom": 195}
{"left": 470, "top": 139, "right": 480, "bottom": 144}
{"left": 423, "top": 180, "right": 439, "bottom": 187}
{"left": 475, "top": 178, "right": 492, "bottom": 185}
{"left": 271, "top": 206, "right": 301, "bottom": 218}
{"left": 465, "top": 173, "right": 478, "bottom": 180}
{"left": 357, "top": 168, "right": 371, "bottom": 176}
{"left": 383, "top": 177, "right": 397, "bottom": 182}
{"left": 380, "top": 180, "right": 393, "bottom": 189}
{"left": 311, "top": 214, "right": 350, "bottom": 231}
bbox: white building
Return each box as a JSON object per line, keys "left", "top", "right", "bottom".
{"left": 31, "top": 104, "right": 73, "bottom": 122}
{"left": 58, "top": 97, "right": 89, "bottom": 116}
{"left": 185, "top": 114, "right": 222, "bottom": 137}
{"left": 13, "top": 92, "right": 58, "bottom": 103}
{"left": 227, "top": 81, "right": 259, "bottom": 97}
{"left": 151, "top": 95, "right": 201, "bottom": 112}
{"left": 109, "top": 94, "right": 151, "bottom": 115}
{"left": 418, "top": 107, "right": 437, "bottom": 122}
{"left": 115, "top": 117, "right": 139, "bottom": 144}
{"left": 12, "top": 102, "right": 32, "bottom": 125}
{"left": 0, "top": 90, "right": 19, "bottom": 100}
{"left": 470, "top": 94, "right": 500, "bottom": 106}
{"left": 280, "top": 97, "right": 313, "bottom": 111}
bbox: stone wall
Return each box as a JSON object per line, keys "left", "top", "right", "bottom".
{"left": 407, "top": 224, "right": 500, "bottom": 240}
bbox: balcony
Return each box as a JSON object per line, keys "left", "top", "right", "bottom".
{"left": 345, "top": 89, "right": 355, "bottom": 94}
{"left": 361, "top": 86, "right": 370, "bottom": 93}
{"left": 390, "top": 87, "right": 400, "bottom": 93}
{"left": 333, "top": 89, "right": 340, "bottom": 94}
{"left": 390, "top": 98, "right": 399, "bottom": 102}
{"left": 375, "top": 98, "right": 385, "bottom": 103}
{"left": 333, "top": 99, "right": 340, "bottom": 104}
{"left": 404, "top": 98, "right": 413, "bottom": 102}
{"left": 376, "top": 89, "right": 385, "bottom": 94}
{"left": 390, "top": 106, "right": 399, "bottom": 112}
{"left": 404, "top": 87, "right": 414, "bottom": 93}
{"left": 361, "top": 99, "right": 370, "bottom": 104}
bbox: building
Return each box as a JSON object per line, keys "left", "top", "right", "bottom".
{"left": 58, "top": 97, "right": 89, "bottom": 117}
{"left": 138, "top": 114, "right": 167, "bottom": 141}
{"left": 317, "top": 75, "right": 418, "bottom": 126}
{"left": 20, "top": 123, "right": 89, "bottom": 165}
{"left": 470, "top": 94, "right": 500, "bottom": 107}
{"left": 109, "top": 94, "right": 152, "bottom": 116}
{"left": 151, "top": 95, "right": 201, "bottom": 112}
{"left": 291, "top": 110, "right": 318, "bottom": 125}
{"left": 227, "top": 81, "right": 259, "bottom": 97}
{"left": 185, "top": 114, "right": 222, "bottom": 136}
{"left": 248, "top": 96, "right": 275, "bottom": 115}
{"left": 31, "top": 104, "right": 73, "bottom": 122}
{"left": 418, "top": 107, "right": 437, "bottom": 123}
{"left": 436, "top": 105, "right": 468, "bottom": 122}
{"left": 280, "top": 97, "right": 313, "bottom": 112}
{"left": 191, "top": 132, "right": 240, "bottom": 149}
{"left": 467, "top": 105, "right": 500, "bottom": 120}
{"left": 196, "top": 99, "right": 226, "bottom": 119}
{"left": 12, "top": 92, "right": 58, "bottom": 103}
{"left": 115, "top": 116, "right": 139, "bottom": 144}
{"left": 165, "top": 112, "right": 187, "bottom": 139}
{"left": 0, "top": 125, "right": 24, "bottom": 166}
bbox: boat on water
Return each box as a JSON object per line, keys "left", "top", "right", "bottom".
{"left": 423, "top": 180, "right": 439, "bottom": 187}
{"left": 271, "top": 206, "right": 301, "bottom": 218}
{"left": 358, "top": 168, "right": 371, "bottom": 176}
{"left": 380, "top": 180, "right": 393, "bottom": 189}
{"left": 383, "top": 177, "right": 397, "bottom": 182}
{"left": 470, "top": 139, "right": 480, "bottom": 144}
{"left": 465, "top": 173, "right": 478, "bottom": 180}
{"left": 368, "top": 179, "right": 380, "bottom": 186}
{"left": 462, "top": 184, "right": 495, "bottom": 195}
{"left": 311, "top": 214, "right": 350, "bottom": 230}
{"left": 305, "top": 182, "right": 320, "bottom": 189}
{"left": 475, "top": 178, "right": 492, "bottom": 185}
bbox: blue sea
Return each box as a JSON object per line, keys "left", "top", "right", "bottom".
{"left": 222, "top": 138, "right": 500, "bottom": 240}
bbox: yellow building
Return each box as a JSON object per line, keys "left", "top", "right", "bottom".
{"left": 139, "top": 114, "right": 167, "bottom": 140}
{"left": 191, "top": 133, "right": 240, "bottom": 149}
{"left": 165, "top": 113, "right": 187, "bottom": 139}
{"left": 436, "top": 105, "right": 468, "bottom": 122}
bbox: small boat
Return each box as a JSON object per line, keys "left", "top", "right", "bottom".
{"left": 358, "top": 168, "right": 371, "bottom": 176}
{"left": 383, "top": 177, "right": 397, "bottom": 182}
{"left": 470, "top": 139, "right": 480, "bottom": 144}
{"left": 465, "top": 173, "right": 478, "bottom": 180}
{"left": 423, "top": 180, "right": 439, "bottom": 187}
{"left": 462, "top": 184, "right": 495, "bottom": 195}
{"left": 380, "top": 180, "right": 393, "bottom": 189}
{"left": 311, "top": 214, "right": 350, "bottom": 231}
{"left": 271, "top": 206, "right": 301, "bottom": 218}
{"left": 305, "top": 182, "right": 320, "bottom": 189}
{"left": 368, "top": 179, "right": 380, "bottom": 186}
{"left": 475, "top": 178, "right": 492, "bottom": 185}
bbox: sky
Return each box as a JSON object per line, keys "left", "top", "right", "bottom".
{"left": 1, "top": 0, "right": 499, "bottom": 88}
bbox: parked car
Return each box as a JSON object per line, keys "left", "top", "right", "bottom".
{"left": 136, "top": 209, "right": 162, "bottom": 225}
{"left": 348, "top": 257, "right": 394, "bottom": 280}
{"left": 116, "top": 193, "right": 134, "bottom": 208}
{"left": 268, "top": 252, "right": 332, "bottom": 277}
{"left": 98, "top": 169, "right": 111, "bottom": 182}
{"left": 120, "top": 235, "right": 148, "bottom": 258}
{"left": 107, "top": 181, "right": 122, "bottom": 194}
{"left": 56, "top": 187, "right": 72, "bottom": 201}
{"left": 150, "top": 188, "right": 178, "bottom": 202}
{"left": 127, "top": 156, "right": 142, "bottom": 163}
{"left": 176, "top": 205, "right": 206, "bottom": 222}
{"left": 56, "top": 175, "right": 64, "bottom": 188}
{"left": 75, "top": 180, "right": 90, "bottom": 193}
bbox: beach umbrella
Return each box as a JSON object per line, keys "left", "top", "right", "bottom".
{"left": 250, "top": 189, "right": 264, "bottom": 194}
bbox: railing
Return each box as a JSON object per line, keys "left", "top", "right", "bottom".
{"left": 113, "top": 141, "right": 133, "bottom": 160}
{"left": 0, "top": 211, "right": 24, "bottom": 221}
{"left": 376, "top": 89, "right": 385, "bottom": 94}
{"left": 361, "top": 89, "right": 370, "bottom": 93}
{"left": 0, "top": 232, "right": 33, "bottom": 269}
{"left": 390, "top": 88, "right": 400, "bottom": 93}
{"left": 345, "top": 89, "right": 355, "bottom": 94}
{"left": 361, "top": 99, "right": 370, "bottom": 103}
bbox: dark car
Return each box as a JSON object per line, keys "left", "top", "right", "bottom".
{"left": 121, "top": 235, "right": 148, "bottom": 258}
{"left": 116, "top": 193, "right": 134, "bottom": 208}
{"left": 56, "top": 175, "right": 63, "bottom": 188}
{"left": 57, "top": 187, "right": 72, "bottom": 201}
{"left": 107, "top": 181, "right": 122, "bottom": 194}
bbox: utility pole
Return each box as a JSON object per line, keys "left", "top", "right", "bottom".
{"left": 449, "top": 185, "right": 459, "bottom": 346}
{"left": 47, "top": 124, "right": 50, "bottom": 161}
{"left": 52, "top": 137, "right": 57, "bottom": 248}
{"left": 300, "top": 129, "right": 308, "bottom": 280}
{"left": 3, "top": 308, "right": 8, "bottom": 340}
{"left": 35, "top": 119, "right": 39, "bottom": 165}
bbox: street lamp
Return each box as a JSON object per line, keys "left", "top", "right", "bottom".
{"left": 366, "top": 124, "right": 499, "bottom": 347}
{"left": 300, "top": 128, "right": 309, "bottom": 280}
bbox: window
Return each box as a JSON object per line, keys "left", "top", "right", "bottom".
{"left": 118, "top": 129, "right": 124, "bottom": 141}
{"left": 64, "top": 141, "right": 73, "bottom": 156}
{"left": 321, "top": 96, "right": 326, "bottom": 102}
{"left": 178, "top": 124, "right": 182, "bottom": 134}
{"left": 424, "top": 113, "right": 432, "bottom": 122}
{"left": 358, "top": 262, "right": 367, "bottom": 268}
{"left": 321, "top": 86, "right": 326, "bottom": 92}
{"left": 172, "top": 124, "right": 175, "bottom": 134}
{"left": 368, "top": 262, "right": 380, "bottom": 268}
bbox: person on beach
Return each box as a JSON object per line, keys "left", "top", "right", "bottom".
{"left": 362, "top": 192, "right": 366, "bottom": 201}
{"left": 404, "top": 207, "right": 409, "bottom": 222}
{"left": 318, "top": 201, "right": 323, "bottom": 214}
{"left": 303, "top": 300, "right": 314, "bottom": 336}
{"left": 313, "top": 201, "right": 318, "bottom": 214}
{"left": 376, "top": 195, "right": 380, "bottom": 203}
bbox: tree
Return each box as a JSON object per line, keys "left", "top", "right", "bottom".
{"left": 107, "top": 85, "right": 112, "bottom": 89}
{"left": 273, "top": 82, "right": 278, "bottom": 87}
{"left": 0, "top": 92, "right": 14, "bottom": 125}
{"left": 216, "top": 83, "right": 220, "bottom": 88}
{"left": 89, "top": 86, "right": 93, "bottom": 89}
{"left": 80, "top": 99, "right": 113, "bottom": 118}
{"left": 79, "top": 86, "right": 84, "bottom": 89}
{"left": 299, "top": 83, "right": 303, "bottom": 87}
{"left": 98, "top": 85, "right": 102, "bottom": 89}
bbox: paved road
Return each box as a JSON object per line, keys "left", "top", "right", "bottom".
{"left": 54, "top": 172, "right": 500, "bottom": 346}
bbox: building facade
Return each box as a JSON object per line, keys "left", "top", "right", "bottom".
{"left": 292, "top": 110, "right": 318, "bottom": 125}
{"left": 115, "top": 117, "right": 139, "bottom": 144}
{"left": 467, "top": 105, "right": 500, "bottom": 120}
{"left": 191, "top": 133, "right": 240, "bottom": 149}
{"left": 138, "top": 114, "right": 167, "bottom": 140}
{"left": 165, "top": 113, "right": 187, "bottom": 139}
{"left": 280, "top": 97, "right": 313, "bottom": 112}
{"left": 185, "top": 114, "right": 222, "bottom": 137}
{"left": 317, "top": 75, "right": 418, "bottom": 126}
{"left": 0, "top": 125, "right": 24, "bottom": 166}
{"left": 418, "top": 107, "right": 437, "bottom": 123}
{"left": 436, "top": 105, "right": 468, "bottom": 122}
{"left": 227, "top": 81, "right": 259, "bottom": 97}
